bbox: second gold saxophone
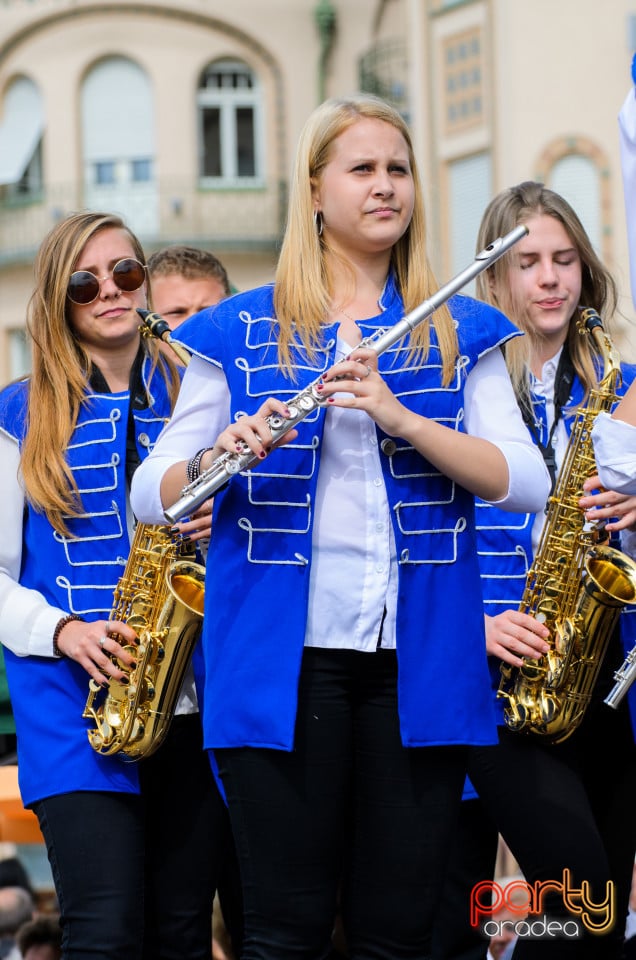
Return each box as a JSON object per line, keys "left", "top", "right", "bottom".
{"left": 497, "top": 308, "right": 636, "bottom": 743}
{"left": 82, "top": 311, "right": 206, "bottom": 759}
{"left": 83, "top": 523, "right": 205, "bottom": 759}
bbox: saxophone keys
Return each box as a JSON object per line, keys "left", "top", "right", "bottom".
{"left": 554, "top": 623, "right": 571, "bottom": 656}
{"left": 504, "top": 700, "right": 528, "bottom": 730}
{"left": 538, "top": 692, "right": 558, "bottom": 724}
{"left": 519, "top": 659, "right": 543, "bottom": 681}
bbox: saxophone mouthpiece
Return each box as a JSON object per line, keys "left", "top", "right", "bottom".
{"left": 579, "top": 306, "right": 603, "bottom": 331}
{"left": 137, "top": 309, "right": 192, "bottom": 367}
{"left": 137, "top": 308, "right": 171, "bottom": 342}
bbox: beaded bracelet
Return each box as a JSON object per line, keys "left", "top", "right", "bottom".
{"left": 52, "top": 614, "right": 84, "bottom": 658}
{"left": 186, "top": 447, "right": 213, "bottom": 485}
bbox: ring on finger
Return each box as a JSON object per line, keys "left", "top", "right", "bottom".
{"left": 99, "top": 636, "right": 108, "bottom": 649}
{"left": 364, "top": 365, "right": 372, "bottom": 378}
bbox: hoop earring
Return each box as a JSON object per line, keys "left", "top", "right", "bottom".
{"left": 313, "top": 210, "right": 323, "bottom": 237}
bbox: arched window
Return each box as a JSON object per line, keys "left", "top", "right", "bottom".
{"left": 197, "top": 59, "right": 263, "bottom": 185}
{"left": 0, "top": 76, "right": 43, "bottom": 198}
{"left": 81, "top": 56, "right": 157, "bottom": 235}
{"left": 536, "top": 138, "right": 609, "bottom": 262}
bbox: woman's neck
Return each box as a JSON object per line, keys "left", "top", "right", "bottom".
{"left": 328, "top": 253, "right": 391, "bottom": 327}
{"left": 87, "top": 339, "right": 141, "bottom": 392}
{"left": 529, "top": 335, "right": 566, "bottom": 380}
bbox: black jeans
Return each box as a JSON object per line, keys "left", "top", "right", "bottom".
{"left": 34, "top": 715, "right": 242, "bottom": 960}
{"left": 138, "top": 713, "right": 243, "bottom": 960}
{"left": 34, "top": 791, "right": 146, "bottom": 960}
{"left": 216, "top": 647, "right": 468, "bottom": 960}
{"left": 430, "top": 797, "right": 498, "bottom": 960}
{"left": 433, "top": 689, "right": 636, "bottom": 960}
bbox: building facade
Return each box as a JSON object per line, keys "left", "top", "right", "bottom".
{"left": 0, "top": 0, "right": 635, "bottom": 382}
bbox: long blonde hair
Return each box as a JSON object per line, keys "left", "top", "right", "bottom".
{"left": 21, "top": 211, "right": 180, "bottom": 536}
{"left": 274, "top": 94, "right": 458, "bottom": 382}
{"left": 476, "top": 181, "right": 617, "bottom": 402}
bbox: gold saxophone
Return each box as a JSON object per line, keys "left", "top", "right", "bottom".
{"left": 82, "top": 311, "right": 206, "bottom": 759}
{"left": 497, "top": 308, "right": 636, "bottom": 743}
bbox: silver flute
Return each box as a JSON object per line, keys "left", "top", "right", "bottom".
{"left": 604, "top": 648, "right": 636, "bottom": 710}
{"left": 164, "top": 224, "right": 528, "bottom": 524}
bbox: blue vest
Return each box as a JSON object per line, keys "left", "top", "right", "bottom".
{"left": 176, "top": 279, "right": 521, "bottom": 751}
{"left": 476, "top": 363, "right": 636, "bottom": 732}
{"left": 0, "top": 355, "right": 175, "bottom": 805}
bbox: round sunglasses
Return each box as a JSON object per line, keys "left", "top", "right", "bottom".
{"left": 67, "top": 258, "right": 146, "bottom": 305}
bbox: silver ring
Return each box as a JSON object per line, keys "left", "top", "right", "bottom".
{"left": 99, "top": 636, "right": 108, "bottom": 649}
{"left": 365, "top": 365, "right": 372, "bottom": 378}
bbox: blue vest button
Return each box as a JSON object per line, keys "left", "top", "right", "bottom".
{"left": 381, "top": 439, "right": 397, "bottom": 456}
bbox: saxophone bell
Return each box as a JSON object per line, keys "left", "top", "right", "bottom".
{"left": 83, "top": 529, "right": 206, "bottom": 759}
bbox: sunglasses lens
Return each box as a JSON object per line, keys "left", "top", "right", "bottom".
{"left": 67, "top": 271, "right": 100, "bottom": 305}
{"left": 113, "top": 259, "right": 146, "bottom": 292}
{"left": 67, "top": 260, "right": 145, "bottom": 304}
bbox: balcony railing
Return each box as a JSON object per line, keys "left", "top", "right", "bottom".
{"left": 0, "top": 177, "right": 287, "bottom": 264}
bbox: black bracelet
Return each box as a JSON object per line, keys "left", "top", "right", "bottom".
{"left": 186, "top": 447, "right": 212, "bottom": 485}
{"left": 52, "top": 614, "right": 84, "bottom": 658}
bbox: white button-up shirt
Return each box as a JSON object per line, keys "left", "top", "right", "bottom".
{"left": 130, "top": 339, "right": 550, "bottom": 653}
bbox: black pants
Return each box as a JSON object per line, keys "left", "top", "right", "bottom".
{"left": 433, "top": 689, "right": 636, "bottom": 960}
{"left": 216, "top": 647, "right": 468, "bottom": 960}
{"left": 34, "top": 791, "right": 146, "bottom": 960}
{"left": 138, "top": 713, "right": 243, "bottom": 960}
{"left": 34, "top": 714, "right": 242, "bottom": 960}
{"left": 430, "top": 797, "right": 498, "bottom": 960}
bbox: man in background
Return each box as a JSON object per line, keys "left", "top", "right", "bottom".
{"left": 16, "top": 916, "right": 62, "bottom": 960}
{"left": 0, "top": 886, "right": 35, "bottom": 960}
{"left": 147, "top": 245, "right": 231, "bottom": 329}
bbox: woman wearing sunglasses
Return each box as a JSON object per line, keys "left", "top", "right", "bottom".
{"left": 0, "top": 212, "right": 234, "bottom": 960}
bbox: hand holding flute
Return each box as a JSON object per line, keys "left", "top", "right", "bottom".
{"left": 164, "top": 224, "right": 528, "bottom": 524}
{"left": 192, "top": 345, "right": 405, "bottom": 481}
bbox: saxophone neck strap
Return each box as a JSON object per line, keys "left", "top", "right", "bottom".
{"left": 507, "top": 341, "right": 575, "bottom": 493}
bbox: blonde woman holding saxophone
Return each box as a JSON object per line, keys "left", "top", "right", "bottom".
{"left": 433, "top": 182, "right": 636, "bottom": 960}
{"left": 0, "top": 212, "right": 234, "bottom": 960}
